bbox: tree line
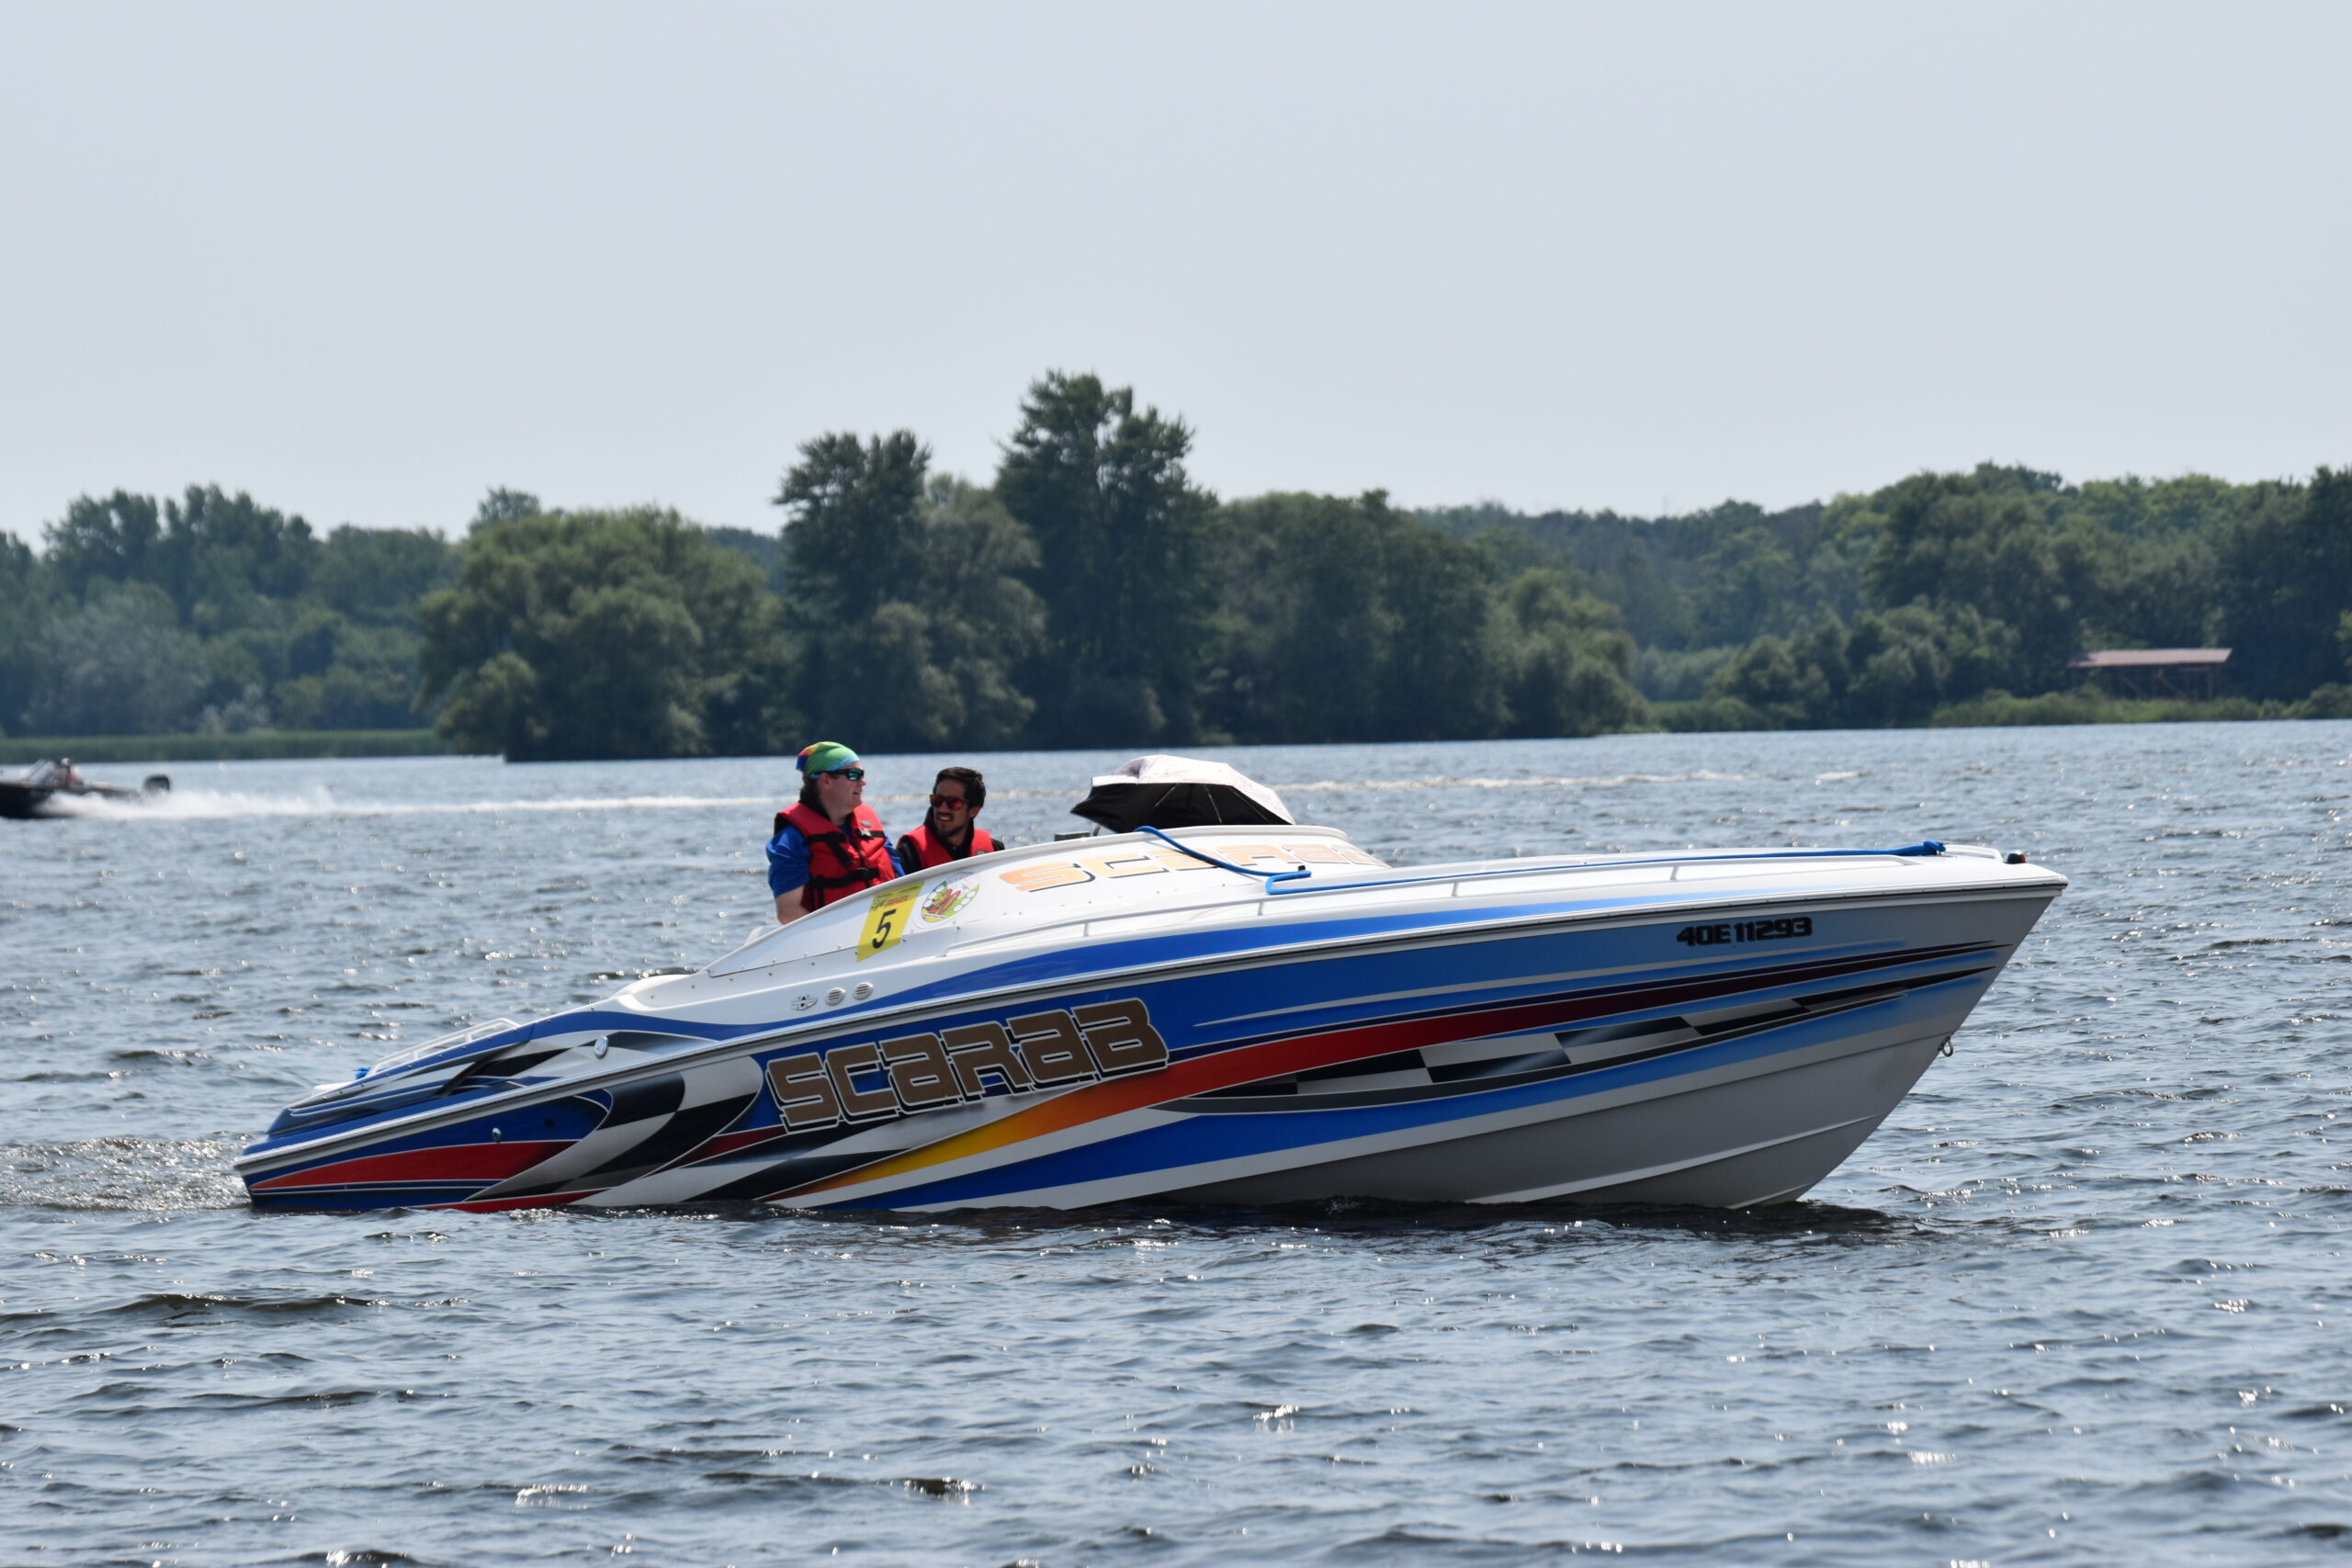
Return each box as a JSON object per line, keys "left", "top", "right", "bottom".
{"left": 1432, "top": 464, "right": 2352, "bottom": 728}
{"left": 0, "top": 488, "right": 456, "bottom": 739}
{"left": 4, "top": 373, "right": 2347, "bottom": 755}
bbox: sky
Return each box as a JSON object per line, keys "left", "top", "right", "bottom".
{"left": 3, "top": 2, "right": 2347, "bottom": 544}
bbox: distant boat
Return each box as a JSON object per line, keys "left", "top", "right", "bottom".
{"left": 0, "top": 760, "right": 172, "bottom": 819}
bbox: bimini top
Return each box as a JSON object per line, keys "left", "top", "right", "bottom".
{"left": 1070, "top": 755, "right": 1294, "bottom": 833}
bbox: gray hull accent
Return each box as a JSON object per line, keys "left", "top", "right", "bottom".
{"left": 1168, "top": 1032, "right": 1945, "bottom": 1210}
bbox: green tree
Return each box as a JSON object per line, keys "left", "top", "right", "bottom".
{"left": 1498, "top": 570, "right": 1649, "bottom": 739}
{"left": 0, "top": 535, "right": 56, "bottom": 734}
{"left": 311, "top": 525, "right": 458, "bottom": 626}
{"left": 913, "top": 477, "right": 1046, "bottom": 749}
{"left": 706, "top": 525, "right": 789, "bottom": 596}
{"left": 1694, "top": 526, "right": 1797, "bottom": 647}
{"left": 1840, "top": 604, "right": 2013, "bottom": 726}
{"left": 1704, "top": 630, "right": 1835, "bottom": 728}
{"left": 1600, "top": 545, "right": 1695, "bottom": 652}
{"left": 998, "top": 373, "right": 1218, "bottom": 746}
{"left": 30, "top": 486, "right": 458, "bottom": 734}
{"left": 419, "top": 505, "right": 789, "bottom": 760}
{"left": 246, "top": 525, "right": 458, "bottom": 730}
{"left": 773, "top": 431, "right": 931, "bottom": 742}
{"left": 153, "top": 486, "right": 321, "bottom": 632}
{"left": 1800, "top": 493, "right": 1887, "bottom": 629}
{"left": 1205, "top": 492, "right": 1402, "bottom": 744}
{"left": 274, "top": 620, "right": 440, "bottom": 729}
{"left": 769, "top": 434, "right": 1046, "bottom": 752}
{"left": 27, "top": 582, "right": 209, "bottom": 734}
{"left": 775, "top": 433, "right": 928, "bottom": 627}
{"left": 1375, "top": 506, "right": 1508, "bottom": 740}
{"left": 471, "top": 488, "right": 543, "bottom": 529}
{"left": 1203, "top": 491, "right": 1511, "bottom": 744}
{"left": 2218, "top": 468, "right": 2352, "bottom": 697}
{"left": 1863, "top": 465, "right": 2106, "bottom": 687}
{"left": 43, "top": 491, "right": 163, "bottom": 601}
{"left": 1699, "top": 604, "right": 2018, "bottom": 728}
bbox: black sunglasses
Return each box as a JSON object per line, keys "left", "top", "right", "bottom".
{"left": 825, "top": 767, "right": 866, "bottom": 783}
{"left": 929, "top": 794, "right": 970, "bottom": 810}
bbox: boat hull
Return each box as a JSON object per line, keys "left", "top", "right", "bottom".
{"left": 0, "top": 781, "right": 55, "bottom": 818}
{"left": 1172, "top": 1030, "right": 1941, "bottom": 1211}
{"left": 1, "top": 777, "right": 168, "bottom": 819}
{"left": 238, "top": 840, "right": 2057, "bottom": 1215}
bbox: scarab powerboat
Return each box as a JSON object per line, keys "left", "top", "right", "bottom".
{"left": 238, "top": 773, "right": 2066, "bottom": 1213}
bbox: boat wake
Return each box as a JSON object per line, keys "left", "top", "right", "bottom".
{"left": 44, "top": 789, "right": 783, "bottom": 821}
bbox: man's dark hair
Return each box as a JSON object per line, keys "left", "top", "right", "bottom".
{"left": 934, "top": 766, "right": 986, "bottom": 812}
{"left": 797, "top": 775, "right": 824, "bottom": 810}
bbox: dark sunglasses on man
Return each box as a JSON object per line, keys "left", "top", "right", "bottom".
{"left": 929, "top": 793, "right": 970, "bottom": 811}
{"left": 828, "top": 767, "right": 865, "bottom": 783}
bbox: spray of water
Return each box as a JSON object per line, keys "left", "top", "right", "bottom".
{"left": 43, "top": 788, "right": 779, "bottom": 821}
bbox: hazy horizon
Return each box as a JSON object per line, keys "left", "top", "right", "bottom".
{"left": 5, "top": 1, "right": 2347, "bottom": 543}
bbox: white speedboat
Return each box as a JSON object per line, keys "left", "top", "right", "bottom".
{"left": 239, "top": 773, "right": 2063, "bottom": 1213}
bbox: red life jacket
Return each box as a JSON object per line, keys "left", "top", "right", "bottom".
{"left": 899, "top": 820, "right": 1000, "bottom": 870}
{"left": 776, "top": 801, "right": 897, "bottom": 911}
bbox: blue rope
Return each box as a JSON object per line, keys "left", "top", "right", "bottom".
{"left": 1137, "top": 825, "right": 1314, "bottom": 888}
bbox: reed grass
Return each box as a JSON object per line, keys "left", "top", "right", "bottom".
{"left": 0, "top": 729, "right": 462, "bottom": 764}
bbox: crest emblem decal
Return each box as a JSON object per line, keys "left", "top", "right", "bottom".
{"left": 920, "top": 878, "right": 978, "bottom": 923}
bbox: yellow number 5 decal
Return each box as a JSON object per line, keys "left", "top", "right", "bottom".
{"left": 858, "top": 883, "right": 921, "bottom": 962}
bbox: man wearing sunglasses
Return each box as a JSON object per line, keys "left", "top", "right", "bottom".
{"left": 768, "top": 740, "right": 902, "bottom": 924}
{"left": 896, "top": 766, "right": 1001, "bottom": 872}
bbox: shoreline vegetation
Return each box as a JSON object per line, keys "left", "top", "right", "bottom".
{"left": 1657, "top": 688, "right": 2352, "bottom": 733}
{"left": 0, "top": 729, "right": 460, "bottom": 766}
{"left": 11, "top": 693, "right": 2347, "bottom": 770}
{"left": 4, "top": 371, "right": 2348, "bottom": 762}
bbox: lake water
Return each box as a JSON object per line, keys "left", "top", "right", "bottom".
{"left": 5, "top": 724, "right": 2349, "bottom": 1565}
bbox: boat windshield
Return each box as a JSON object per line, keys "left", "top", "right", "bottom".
{"left": 20, "top": 761, "right": 55, "bottom": 785}
{"left": 707, "top": 895, "right": 868, "bottom": 976}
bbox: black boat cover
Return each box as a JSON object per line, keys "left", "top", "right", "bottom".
{"left": 1069, "top": 755, "right": 1295, "bottom": 833}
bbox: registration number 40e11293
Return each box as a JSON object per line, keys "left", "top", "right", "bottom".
{"left": 1675, "top": 916, "right": 1813, "bottom": 947}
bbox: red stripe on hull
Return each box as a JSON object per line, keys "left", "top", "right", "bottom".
{"left": 251, "top": 1139, "right": 570, "bottom": 1190}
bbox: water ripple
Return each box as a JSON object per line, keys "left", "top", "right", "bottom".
{"left": 4, "top": 727, "right": 2349, "bottom": 1563}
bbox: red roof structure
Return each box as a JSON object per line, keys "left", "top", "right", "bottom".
{"left": 2066, "top": 649, "right": 2232, "bottom": 669}
{"left": 2066, "top": 648, "right": 2230, "bottom": 698}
